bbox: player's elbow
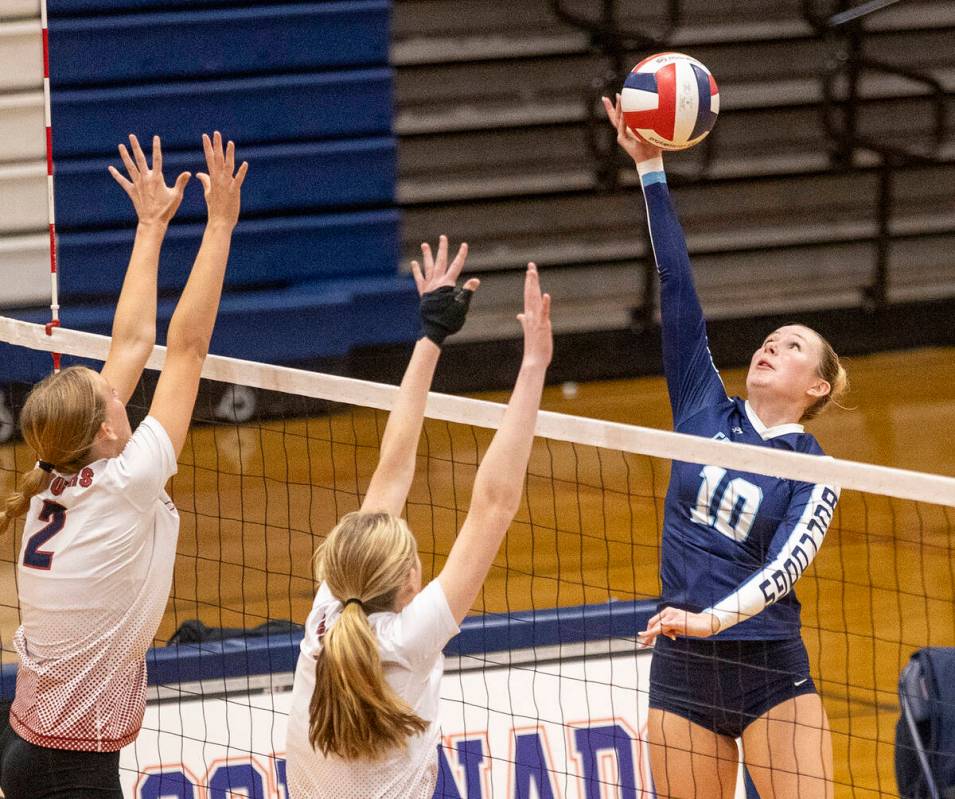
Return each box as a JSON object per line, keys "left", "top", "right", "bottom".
{"left": 167, "top": 324, "right": 212, "bottom": 361}
{"left": 471, "top": 478, "right": 523, "bottom": 521}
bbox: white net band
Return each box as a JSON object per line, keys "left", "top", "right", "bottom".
{"left": 2, "top": 314, "right": 954, "bottom": 507}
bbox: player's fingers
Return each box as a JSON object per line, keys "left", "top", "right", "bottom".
{"left": 446, "top": 242, "right": 468, "bottom": 282}
{"left": 152, "top": 135, "right": 162, "bottom": 175}
{"left": 410, "top": 260, "right": 424, "bottom": 293}
{"left": 462, "top": 277, "right": 480, "bottom": 292}
{"left": 234, "top": 160, "right": 249, "bottom": 188}
{"left": 435, "top": 235, "right": 449, "bottom": 275}
{"left": 420, "top": 241, "right": 434, "bottom": 276}
{"left": 225, "top": 139, "right": 236, "bottom": 173}
{"left": 118, "top": 143, "right": 138, "bottom": 178}
{"left": 201, "top": 133, "right": 214, "bottom": 170}
{"left": 107, "top": 165, "right": 134, "bottom": 193}
{"left": 129, "top": 134, "right": 149, "bottom": 173}
{"left": 213, "top": 131, "right": 224, "bottom": 166}
{"left": 196, "top": 172, "right": 211, "bottom": 194}
{"left": 541, "top": 292, "right": 551, "bottom": 320}
{"left": 173, "top": 171, "right": 191, "bottom": 195}
{"left": 524, "top": 262, "right": 540, "bottom": 312}
{"left": 601, "top": 95, "right": 615, "bottom": 120}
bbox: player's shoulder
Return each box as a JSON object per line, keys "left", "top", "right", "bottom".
{"left": 793, "top": 431, "right": 826, "bottom": 457}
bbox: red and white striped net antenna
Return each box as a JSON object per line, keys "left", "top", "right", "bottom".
{"left": 40, "top": 0, "right": 62, "bottom": 373}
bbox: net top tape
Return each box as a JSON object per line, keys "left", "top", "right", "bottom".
{"left": 3, "top": 316, "right": 955, "bottom": 508}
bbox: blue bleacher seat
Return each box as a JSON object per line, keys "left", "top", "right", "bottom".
{"left": 48, "top": 2, "right": 391, "bottom": 86}
{"left": 57, "top": 210, "right": 400, "bottom": 297}
{"left": 54, "top": 138, "right": 396, "bottom": 230}
{"left": 51, "top": 69, "right": 394, "bottom": 158}
{"left": 29, "top": 0, "right": 413, "bottom": 371}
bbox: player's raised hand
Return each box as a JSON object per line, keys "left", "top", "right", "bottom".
{"left": 413, "top": 235, "right": 480, "bottom": 347}
{"left": 196, "top": 131, "right": 249, "bottom": 229}
{"left": 108, "top": 134, "right": 191, "bottom": 225}
{"left": 638, "top": 606, "right": 720, "bottom": 647}
{"left": 518, "top": 263, "right": 552, "bottom": 369}
{"left": 411, "top": 235, "right": 479, "bottom": 296}
{"left": 601, "top": 93, "right": 663, "bottom": 166}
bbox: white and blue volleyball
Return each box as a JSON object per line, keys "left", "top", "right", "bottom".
{"left": 621, "top": 52, "right": 720, "bottom": 151}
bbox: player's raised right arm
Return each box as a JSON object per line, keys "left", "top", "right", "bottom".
{"left": 148, "top": 132, "right": 248, "bottom": 457}
{"left": 602, "top": 94, "right": 725, "bottom": 421}
{"left": 438, "top": 264, "right": 552, "bottom": 624}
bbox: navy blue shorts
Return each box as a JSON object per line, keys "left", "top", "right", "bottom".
{"left": 648, "top": 636, "right": 817, "bottom": 739}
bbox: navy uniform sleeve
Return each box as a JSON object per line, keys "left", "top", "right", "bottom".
{"left": 639, "top": 159, "right": 727, "bottom": 424}
{"left": 702, "top": 478, "right": 840, "bottom": 632}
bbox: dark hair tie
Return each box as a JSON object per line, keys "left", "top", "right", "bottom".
{"left": 36, "top": 461, "right": 54, "bottom": 474}
{"left": 343, "top": 597, "right": 364, "bottom": 610}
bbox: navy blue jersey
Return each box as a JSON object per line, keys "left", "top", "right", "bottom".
{"left": 640, "top": 164, "right": 838, "bottom": 641}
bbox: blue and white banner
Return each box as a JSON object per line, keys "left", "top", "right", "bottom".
{"left": 121, "top": 645, "right": 750, "bottom": 798}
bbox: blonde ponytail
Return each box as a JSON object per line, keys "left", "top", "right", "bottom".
{"left": 0, "top": 466, "right": 51, "bottom": 535}
{"left": 0, "top": 366, "right": 105, "bottom": 534}
{"left": 308, "top": 512, "right": 426, "bottom": 760}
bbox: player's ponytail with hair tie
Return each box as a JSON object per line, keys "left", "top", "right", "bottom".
{"left": 0, "top": 464, "right": 53, "bottom": 536}
{"left": 0, "top": 366, "right": 106, "bottom": 535}
{"left": 309, "top": 512, "right": 427, "bottom": 760}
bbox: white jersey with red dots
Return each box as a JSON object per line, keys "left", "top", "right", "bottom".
{"left": 11, "top": 415, "right": 179, "bottom": 752}
{"left": 285, "top": 579, "right": 459, "bottom": 798}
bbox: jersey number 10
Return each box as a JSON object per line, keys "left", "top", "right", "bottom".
{"left": 690, "top": 465, "right": 763, "bottom": 542}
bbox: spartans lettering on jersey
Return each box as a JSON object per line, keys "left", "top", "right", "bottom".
{"left": 758, "top": 486, "right": 838, "bottom": 606}
{"left": 49, "top": 467, "right": 94, "bottom": 496}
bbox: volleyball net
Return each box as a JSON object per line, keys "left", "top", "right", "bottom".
{"left": 1, "top": 317, "right": 954, "bottom": 798}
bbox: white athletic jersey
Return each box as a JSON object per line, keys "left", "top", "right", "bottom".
{"left": 285, "top": 579, "right": 459, "bottom": 799}
{"left": 11, "top": 416, "right": 179, "bottom": 752}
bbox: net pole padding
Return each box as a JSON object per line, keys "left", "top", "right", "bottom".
{"left": 3, "top": 315, "right": 955, "bottom": 509}
{"left": 39, "top": 0, "right": 61, "bottom": 372}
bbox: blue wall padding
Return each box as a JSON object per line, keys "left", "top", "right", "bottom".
{"left": 51, "top": 69, "right": 393, "bottom": 158}
{"left": 0, "top": 599, "right": 657, "bottom": 697}
{"left": 55, "top": 138, "right": 396, "bottom": 230}
{"left": 138, "top": 599, "right": 658, "bottom": 691}
{"left": 48, "top": 2, "right": 390, "bottom": 86}
{"left": 4, "top": 275, "right": 417, "bottom": 373}
{"left": 57, "top": 210, "right": 400, "bottom": 297}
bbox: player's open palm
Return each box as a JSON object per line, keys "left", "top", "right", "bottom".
{"left": 197, "top": 131, "right": 249, "bottom": 229}
{"left": 108, "top": 134, "right": 190, "bottom": 225}
{"left": 518, "top": 263, "right": 552, "bottom": 369}
{"left": 411, "top": 235, "right": 480, "bottom": 296}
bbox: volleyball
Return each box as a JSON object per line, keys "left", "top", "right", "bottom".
{"left": 621, "top": 52, "right": 719, "bottom": 151}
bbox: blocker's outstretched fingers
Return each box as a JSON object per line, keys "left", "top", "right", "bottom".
{"left": 118, "top": 142, "right": 139, "bottom": 179}
{"left": 151, "top": 135, "right": 163, "bottom": 174}
{"left": 446, "top": 242, "right": 469, "bottom": 283}
{"left": 434, "top": 234, "right": 449, "bottom": 277}
{"left": 410, "top": 259, "right": 425, "bottom": 294}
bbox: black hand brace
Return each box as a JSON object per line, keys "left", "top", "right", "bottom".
{"left": 419, "top": 285, "right": 474, "bottom": 346}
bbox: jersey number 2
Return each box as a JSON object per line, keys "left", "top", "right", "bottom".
{"left": 23, "top": 500, "right": 67, "bottom": 570}
{"left": 690, "top": 465, "right": 763, "bottom": 542}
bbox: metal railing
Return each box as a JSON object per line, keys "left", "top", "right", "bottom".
{"left": 804, "top": 0, "right": 949, "bottom": 309}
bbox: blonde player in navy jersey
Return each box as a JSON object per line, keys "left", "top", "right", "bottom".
{"left": 284, "top": 240, "right": 552, "bottom": 798}
{"left": 604, "top": 96, "right": 847, "bottom": 798}
{"left": 0, "top": 132, "right": 246, "bottom": 798}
